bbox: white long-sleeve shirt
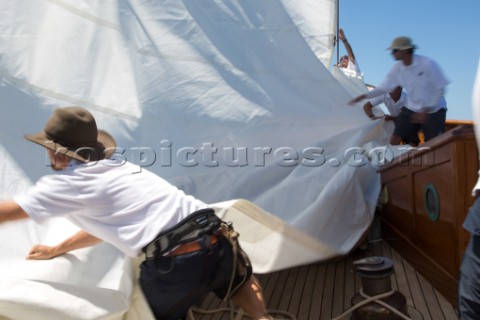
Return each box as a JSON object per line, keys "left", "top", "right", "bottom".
{"left": 366, "top": 55, "right": 449, "bottom": 113}
{"left": 369, "top": 90, "right": 407, "bottom": 117}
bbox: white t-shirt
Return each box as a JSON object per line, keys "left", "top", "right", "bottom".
{"left": 369, "top": 90, "right": 407, "bottom": 117}
{"left": 340, "top": 60, "right": 362, "bottom": 79}
{"left": 366, "top": 55, "right": 449, "bottom": 113}
{"left": 14, "top": 158, "right": 208, "bottom": 257}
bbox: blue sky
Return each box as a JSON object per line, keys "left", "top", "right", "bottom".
{"left": 337, "top": 0, "right": 480, "bottom": 121}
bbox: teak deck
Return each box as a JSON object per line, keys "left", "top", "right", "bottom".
{"left": 193, "top": 225, "right": 459, "bottom": 320}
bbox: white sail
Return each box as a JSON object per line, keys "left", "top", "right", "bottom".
{"left": 0, "top": 1, "right": 392, "bottom": 319}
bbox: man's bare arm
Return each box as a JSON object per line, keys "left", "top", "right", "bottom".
{"left": 27, "top": 230, "right": 103, "bottom": 260}
{"left": 0, "top": 200, "right": 29, "bottom": 224}
{"left": 339, "top": 28, "right": 356, "bottom": 63}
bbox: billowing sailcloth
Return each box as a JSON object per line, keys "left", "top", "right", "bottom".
{"left": 0, "top": 1, "right": 392, "bottom": 319}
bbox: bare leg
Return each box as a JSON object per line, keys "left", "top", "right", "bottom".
{"left": 231, "top": 276, "right": 272, "bottom": 320}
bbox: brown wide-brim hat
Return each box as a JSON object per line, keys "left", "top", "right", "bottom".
{"left": 386, "top": 36, "right": 417, "bottom": 51}
{"left": 25, "top": 106, "right": 116, "bottom": 163}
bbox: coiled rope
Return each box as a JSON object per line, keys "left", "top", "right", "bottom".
{"left": 188, "top": 300, "right": 297, "bottom": 320}
{"left": 188, "top": 288, "right": 424, "bottom": 320}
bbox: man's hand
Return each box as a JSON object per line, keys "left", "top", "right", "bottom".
{"left": 338, "top": 28, "right": 346, "bottom": 41}
{"left": 25, "top": 230, "right": 102, "bottom": 261}
{"left": 349, "top": 94, "right": 366, "bottom": 105}
{"left": 27, "top": 245, "right": 60, "bottom": 260}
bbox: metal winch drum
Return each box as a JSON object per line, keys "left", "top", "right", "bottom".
{"left": 350, "top": 256, "right": 409, "bottom": 320}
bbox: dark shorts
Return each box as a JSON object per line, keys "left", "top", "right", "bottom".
{"left": 394, "top": 107, "right": 446, "bottom": 145}
{"left": 139, "top": 234, "right": 252, "bottom": 320}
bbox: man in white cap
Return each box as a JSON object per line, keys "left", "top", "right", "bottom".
{"left": 350, "top": 36, "right": 449, "bottom": 146}
{"left": 0, "top": 106, "right": 273, "bottom": 320}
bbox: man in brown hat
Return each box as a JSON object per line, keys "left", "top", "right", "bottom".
{"left": 349, "top": 36, "right": 450, "bottom": 146}
{"left": 0, "top": 106, "right": 273, "bottom": 320}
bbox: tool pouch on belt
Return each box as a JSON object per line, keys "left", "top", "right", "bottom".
{"left": 142, "top": 208, "right": 252, "bottom": 300}
{"left": 219, "top": 221, "right": 252, "bottom": 300}
{"left": 143, "top": 208, "right": 221, "bottom": 259}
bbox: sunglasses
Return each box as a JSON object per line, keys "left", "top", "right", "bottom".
{"left": 391, "top": 49, "right": 401, "bottom": 53}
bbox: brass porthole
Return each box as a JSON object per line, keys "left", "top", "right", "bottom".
{"left": 424, "top": 183, "right": 440, "bottom": 222}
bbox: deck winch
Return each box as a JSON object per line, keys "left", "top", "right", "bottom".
{"left": 350, "top": 256, "right": 409, "bottom": 320}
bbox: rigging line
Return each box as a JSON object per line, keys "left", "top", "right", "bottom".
{"left": 336, "top": 0, "right": 340, "bottom": 66}
{"left": 4, "top": 74, "right": 139, "bottom": 122}
{"left": 45, "top": 0, "right": 121, "bottom": 32}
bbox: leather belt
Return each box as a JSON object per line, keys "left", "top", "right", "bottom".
{"left": 164, "top": 234, "right": 218, "bottom": 257}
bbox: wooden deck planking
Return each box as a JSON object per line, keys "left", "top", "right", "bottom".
{"left": 283, "top": 267, "right": 301, "bottom": 314}
{"left": 309, "top": 263, "right": 326, "bottom": 320}
{"left": 418, "top": 272, "right": 447, "bottom": 320}
{"left": 342, "top": 253, "right": 356, "bottom": 313}
{"left": 296, "top": 265, "right": 317, "bottom": 320}
{"left": 193, "top": 237, "right": 459, "bottom": 320}
{"left": 268, "top": 269, "right": 290, "bottom": 312}
{"left": 402, "top": 254, "right": 433, "bottom": 320}
{"left": 437, "top": 290, "right": 459, "bottom": 320}
{"left": 287, "top": 265, "right": 309, "bottom": 317}
{"left": 331, "top": 259, "right": 346, "bottom": 319}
